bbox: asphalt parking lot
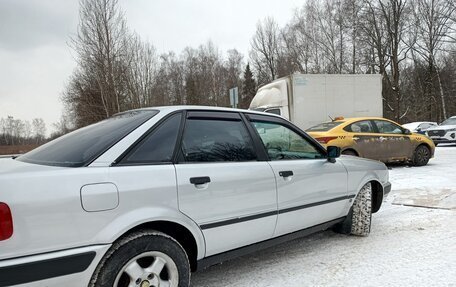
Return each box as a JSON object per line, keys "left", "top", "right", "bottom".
{"left": 192, "top": 145, "right": 456, "bottom": 287}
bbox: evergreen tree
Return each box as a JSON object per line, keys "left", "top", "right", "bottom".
{"left": 241, "top": 63, "right": 257, "bottom": 109}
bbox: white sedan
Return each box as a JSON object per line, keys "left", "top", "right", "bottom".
{"left": 0, "top": 106, "right": 391, "bottom": 287}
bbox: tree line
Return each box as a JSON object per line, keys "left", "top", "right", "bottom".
{"left": 0, "top": 117, "right": 47, "bottom": 146}
{"left": 62, "top": 0, "right": 456, "bottom": 131}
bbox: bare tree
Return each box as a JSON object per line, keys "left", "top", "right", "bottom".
{"left": 413, "top": 0, "right": 455, "bottom": 121}
{"left": 249, "top": 17, "right": 282, "bottom": 86}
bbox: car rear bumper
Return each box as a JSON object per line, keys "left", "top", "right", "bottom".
{"left": 0, "top": 245, "right": 110, "bottom": 287}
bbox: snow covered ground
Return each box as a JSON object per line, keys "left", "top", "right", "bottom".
{"left": 192, "top": 145, "right": 456, "bottom": 287}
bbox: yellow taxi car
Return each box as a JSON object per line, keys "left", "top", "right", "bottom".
{"left": 306, "top": 117, "right": 435, "bottom": 166}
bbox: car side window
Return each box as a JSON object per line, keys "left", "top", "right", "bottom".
{"left": 374, "top": 120, "right": 404, "bottom": 134}
{"left": 181, "top": 118, "right": 256, "bottom": 162}
{"left": 344, "top": 121, "right": 375, "bottom": 133}
{"left": 120, "top": 113, "right": 182, "bottom": 164}
{"left": 419, "top": 123, "right": 431, "bottom": 130}
{"left": 250, "top": 121, "right": 325, "bottom": 160}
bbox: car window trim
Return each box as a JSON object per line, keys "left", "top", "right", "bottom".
{"left": 176, "top": 110, "right": 261, "bottom": 164}
{"left": 240, "top": 113, "right": 269, "bottom": 161}
{"left": 112, "top": 111, "right": 183, "bottom": 166}
{"left": 244, "top": 113, "right": 327, "bottom": 158}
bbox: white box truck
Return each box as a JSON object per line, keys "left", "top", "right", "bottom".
{"left": 249, "top": 74, "right": 382, "bottom": 129}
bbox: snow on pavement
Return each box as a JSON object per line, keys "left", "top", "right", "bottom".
{"left": 192, "top": 145, "right": 456, "bottom": 287}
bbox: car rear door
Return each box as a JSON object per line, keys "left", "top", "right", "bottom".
{"left": 246, "top": 114, "right": 349, "bottom": 237}
{"left": 175, "top": 111, "right": 277, "bottom": 256}
{"left": 343, "top": 120, "right": 388, "bottom": 159}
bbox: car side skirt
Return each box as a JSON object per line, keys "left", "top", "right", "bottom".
{"left": 0, "top": 251, "right": 96, "bottom": 287}
{"left": 196, "top": 217, "right": 345, "bottom": 271}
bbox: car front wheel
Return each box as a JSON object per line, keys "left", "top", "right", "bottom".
{"left": 412, "top": 145, "right": 431, "bottom": 166}
{"left": 334, "top": 182, "right": 372, "bottom": 236}
{"left": 89, "top": 231, "right": 190, "bottom": 287}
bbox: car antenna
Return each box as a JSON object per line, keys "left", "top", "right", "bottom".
{"left": 328, "top": 115, "right": 334, "bottom": 121}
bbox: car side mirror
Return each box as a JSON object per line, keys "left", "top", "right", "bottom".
{"left": 327, "top": 146, "right": 341, "bottom": 163}
{"left": 404, "top": 129, "right": 412, "bottom": 135}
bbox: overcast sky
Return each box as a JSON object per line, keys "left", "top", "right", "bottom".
{"left": 0, "top": 0, "right": 302, "bottom": 132}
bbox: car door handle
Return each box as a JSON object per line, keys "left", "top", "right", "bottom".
{"left": 279, "top": 171, "right": 293, "bottom": 178}
{"left": 190, "top": 176, "right": 211, "bottom": 185}
{"left": 352, "top": 137, "right": 360, "bottom": 140}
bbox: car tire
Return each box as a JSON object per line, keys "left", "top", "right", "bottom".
{"left": 89, "top": 231, "right": 190, "bottom": 287}
{"left": 412, "top": 145, "right": 431, "bottom": 166}
{"left": 334, "top": 182, "right": 372, "bottom": 236}
{"left": 342, "top": 149, "right": 358, "bottom": 156}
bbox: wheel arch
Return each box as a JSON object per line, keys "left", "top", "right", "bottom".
{"left": 351, "top": 174, "right": 384, "bottom": 214}
{"left": 122, "top": 220, "right": 200, "bottom": 272}
{"left": 93, "top": 207, "right": 206, "bottom": 272}
{"left": 415, "top": 142, "right": 432, "bottom": 154}
{"left": 370, "top": 180, "right": 384, "bottom": 213}
{"left": 342, "top": 148, "right": 359, "bottom": 156}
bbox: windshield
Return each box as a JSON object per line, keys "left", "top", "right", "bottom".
{"left": 441, "top": 118, "right": 456, "bottom": 126}
{"left": 17, "top": 110, "right": 158, "bottom": 167}
{"left": 306, "top": 122, "right": 343, "bottom": 132}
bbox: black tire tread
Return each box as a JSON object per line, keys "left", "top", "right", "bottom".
{"left": 89, "top": 230, "right": 190, "bottom": 287}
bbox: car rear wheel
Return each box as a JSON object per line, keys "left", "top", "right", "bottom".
{"left": 412, "top": 145, "right": 431, "bottom": 166}
{"left": 89, "top": 231, "right": 190, "bottom": 287}
{"left": 334, "top": 182, "right": 372, "bottom": 236}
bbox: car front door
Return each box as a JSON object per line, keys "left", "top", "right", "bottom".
{"left": 246, "top": 114, "right": 349, "bottom": 237}
{"left": 373, "top": 120, "right": 412, "bottom": 160}
{"left": 175, "top": 111, "right": 277, "bottom": 256}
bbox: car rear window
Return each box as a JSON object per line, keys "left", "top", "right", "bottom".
{"left": 17, "top": 110, "right": 158, "bottom": 167}
{"left": 306, "top": 122, "right": 343, "bottom": 132}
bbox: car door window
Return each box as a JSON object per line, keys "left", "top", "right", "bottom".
{"left": 250, "top": 121, "right": 324, "bottom": 160}
{"left": 344, "top": 120, "right": 375, "bottom": 133}
{"left": 120, "top": 113, "right": 182, "bottom": 164}
{"left": 374, "top": 120, "right": 404, "bottom": 134}
{"left": 181, "top": 118, "right": 256, "bottom": 162}
{"left": 419, "top": 123, "right": 433, "bottom": 130}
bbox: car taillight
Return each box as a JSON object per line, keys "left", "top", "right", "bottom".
{"left": 315, "top": 136, "right": 338, "bottom": 144}
{"left": 0, "top": 202, "right": 13, "bottom": 241}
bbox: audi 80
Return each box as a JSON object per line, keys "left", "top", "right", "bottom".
{"left": 0, "top": 106, "right": 391, "bottom": 287}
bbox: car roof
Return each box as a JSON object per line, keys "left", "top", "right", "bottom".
{"left": 123, "top": 105, "right": 284, "bottom": 119}
{"left": 403, "top": 121, "right": 435, "bottom": 125}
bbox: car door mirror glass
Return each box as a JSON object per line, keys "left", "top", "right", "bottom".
{"left": 327, "top": 146, "right": 341, "bottom": 162}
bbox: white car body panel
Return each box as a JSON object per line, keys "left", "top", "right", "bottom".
{"left": 176, "top": 162, "right": 277, "bottom": 256}
{"left": 268, "top": 159, "right": 349, "bottom": 237}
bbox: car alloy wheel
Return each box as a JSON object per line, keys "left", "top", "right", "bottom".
{"left": 413, "top": 145, "right": 431, "bottom": 166}
{"left": 114, "top": 251, "right": 179, "bottom": 287}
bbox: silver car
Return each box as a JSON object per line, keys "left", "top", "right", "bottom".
{"left": 0, "top": 106, "right": 391, "bottom": 287}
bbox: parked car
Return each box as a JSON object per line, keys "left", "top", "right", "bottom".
{"left": 426, "top": 116, "right": 456, "bottom": 145}
{"left": 402, "top": 121, "right": 437, "bottom": 134}
{"left": 0, "top": 106, "right": 391, "bottom": 287}
{"left": 306, "top": 117, "right": 435, "bottom": 166}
